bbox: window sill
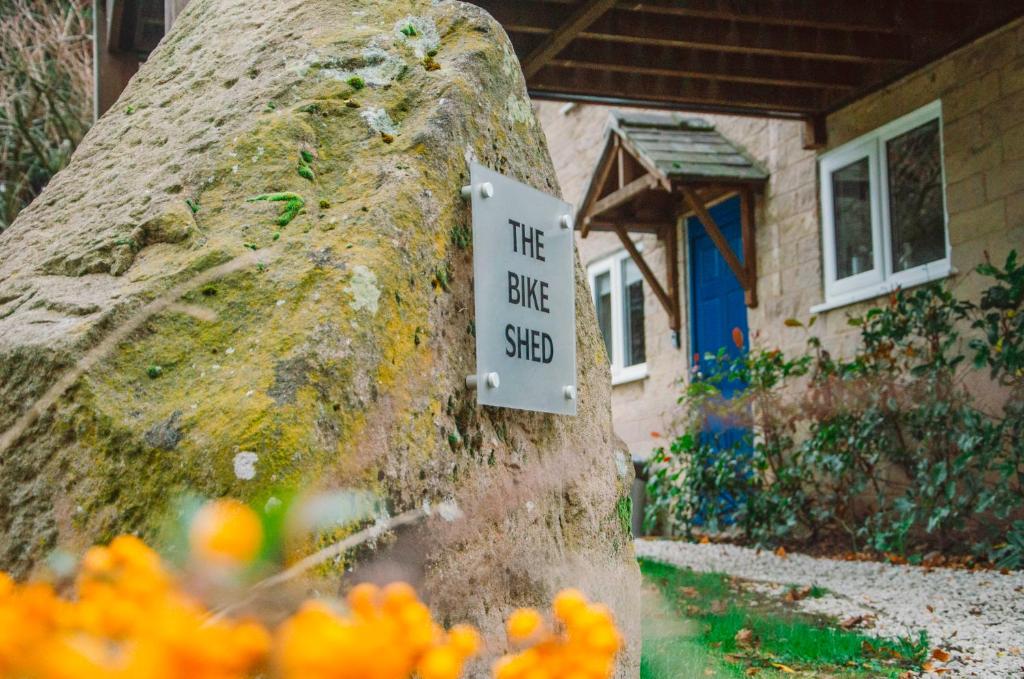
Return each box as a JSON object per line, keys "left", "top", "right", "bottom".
{"left": 810, "top": 264, "right": 956, "bottom": 314}
{"left": 612, "top": 365, "right": 648, "bottom": 386}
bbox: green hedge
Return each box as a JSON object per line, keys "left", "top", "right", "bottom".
{"left": 646, "top": 251, "right": 1024, "bottom": 567}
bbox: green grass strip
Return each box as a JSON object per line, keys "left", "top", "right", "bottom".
{"left": 639, "top": 558, "right": 927, "bottom": 678}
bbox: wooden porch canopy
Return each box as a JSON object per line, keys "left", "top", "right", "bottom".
{"left": 472, "top": 0, "right": 1024, "bottom": 147}
{"left": 577, "top": 112, "right": 767, "bottom": 341}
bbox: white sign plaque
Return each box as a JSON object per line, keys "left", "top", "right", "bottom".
{"left": 466, "top": 162, "right": 577, "bottom": 415}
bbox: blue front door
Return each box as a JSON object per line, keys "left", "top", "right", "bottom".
{"left": 687, "top": 195, "right": 751, "bottom": 523}
{"left": 689, "top": 195, "right": 749, "bottom": 380}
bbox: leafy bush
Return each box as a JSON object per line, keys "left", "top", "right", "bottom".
{"left": 0, "top": 0, "right": 93, "bottom": 232}
{"left": 646, "top": 251, "right": 1024, "bottom": 563}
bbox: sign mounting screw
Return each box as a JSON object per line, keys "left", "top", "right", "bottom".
{"left": 485, "top": 372, "right": 500, "bottom": 388}
{"left": 560, "top": 214, "right": 573, "bottom": 230}
{"left": 563, "top": 385, "right": 576, "bottom": 400}
{"left": 460, "top": 182, "right": 495, "bottom": 200}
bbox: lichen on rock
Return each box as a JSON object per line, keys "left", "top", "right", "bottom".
{"left": 346, "top": 264, "right": 380, "bottom": 314}
{"left": 0, "top": 0, "right": 639, "bottom": 674}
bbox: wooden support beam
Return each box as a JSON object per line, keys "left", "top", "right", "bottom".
{"left": 665, "top": 222, "right": 681, "bottom": 344}
{"left": 521, "top": 0, "right": 617, "bottom": 78}
{"left": 95, "top": 0, "right": 140, "bottom": 117}
{"left": 603, "top": 0, "right": 965, "bottom": 37}
{"left": 802, "top": 115, "right": 828, "bottom": 150}
{"left": 548, "top": 58, "right": 857, "bottom": 93}
{"left": 740, "top": 187, "right": 758, "bottom": 308}
{"left": 494, "top": 3, "right": 915, "bottom": 64}
{"left": 578, "top": 136, "right": 619, "bottom": 238}
{"left": 616, "top": 145, "right": 625, "bottom": 188}
{"left": 548, "top": 40, "right": 865, "bottom": 91}
{"left": 530, "top": 67, "right": 824, "bottom": 115}
{"left": 106, "top": 0, "right": 126, "bottom": 52}
{"left": 613, "top": 227, "right": 675, "bottom": 325}
{"left": 615, "top": 133, "right": 671, "bottom": 191}
{"left": 587, "top": 173, "right": 659, "bottom": 220}
{"left": 681, "top": 185, "right": 749, "bottom": 289}
{"left": 586, "top": 220, "right": 672, "bottom": 233}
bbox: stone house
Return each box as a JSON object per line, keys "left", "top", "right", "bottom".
{"left": 93, "top": 2, "right": 1023, "bottom": 478}
{"left": 535, "top": 16, "right": 1024, "bottom": 472}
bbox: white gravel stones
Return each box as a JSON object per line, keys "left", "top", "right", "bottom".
{"left": 636, "top": 540, "right": 1024, "bottom": 678}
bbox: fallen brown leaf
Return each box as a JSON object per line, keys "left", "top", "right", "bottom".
{"left": 744, "top": 668, "right": 759, "bottom": 677}
{"left": 774, "top": 546, "right": 787, "bottom": 559}
{"left": 784, "top": 585, "right": 813, "bottom": 602}
{"left": 699, "top": 535, "right": 711, "bottom": 545}
{"left": 770, "top": 662, "right": 796, "bottom": 673}
{"left": 678, "top": 586, "right": 699, "bottom": 598}
{"left": 886, "top": 552, "right": 908, "bottom": 565}
{"left": 932, "top": 648, "right": 952, "bottom": 662}
{"left": 926, "top": 604, "right": 935, "bottom": 613}
{"left": 735, "top": 628, "right": 757, "bottom": 648}
{"left": 840, "top": 614, "right": 869, "bottom": 630}
{"left": 711, "top": 599, "right": 727, "bottom": 614}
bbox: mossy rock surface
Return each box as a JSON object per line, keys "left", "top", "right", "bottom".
{"left": 0, "top": 0, "right": 639, "bottom": 672}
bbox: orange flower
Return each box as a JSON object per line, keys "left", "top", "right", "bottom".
{"left": 497, "top": 590, "right": 621, "bottom": 679}
{"left": 275, "top": 582, "right": 478, "bottom": 679}
{"left": 506, "top": 608, "right": 543, "bottom": 643}
{"left": 0, "top": 497, "right": 623, "bottom": 679}
{"left": 189, "top": 499, "right": 263, "bottom": 566}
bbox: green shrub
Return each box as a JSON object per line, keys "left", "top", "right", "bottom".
{"left": 646, "top": 251, "right": 1024, "bottom": 564}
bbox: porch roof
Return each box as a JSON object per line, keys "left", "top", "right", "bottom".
{"left": 577, "top": 111, "right": 767, "bottom": 239}
{"left": 576, "top": 111, "right": 764, "bottom": 325}
{"left": 610, "top": 112, "right": 768, "bottom": 183}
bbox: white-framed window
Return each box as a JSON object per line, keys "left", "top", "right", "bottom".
{"left": 587, "top": 249, "right": 647, "bottom": 384}
{"left": 814, "top": 100, "right": 951, "bottom": 312}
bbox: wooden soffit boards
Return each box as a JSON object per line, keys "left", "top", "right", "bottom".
{"left": 473, "top": 0, "right": 1024, "bottom": 120}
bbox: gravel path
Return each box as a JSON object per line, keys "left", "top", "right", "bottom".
{"left": 636, "top": 540, "right": 1024, "bottom": 678}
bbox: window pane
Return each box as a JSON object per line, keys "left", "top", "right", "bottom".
{"left": 831, "top": 157, "right": 874, "bottom": 280}
{"left": 621, "top": 259, "right": 646, "bottom": 367}
{"left": 593, "top": 272, "right": 613, "bottom": 360}
{"left": 887, "top": 119, "right": 946, "bottom": 272}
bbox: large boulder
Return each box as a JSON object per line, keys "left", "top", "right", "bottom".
{"left": 0, "top": 0, "right": 639, "bottom": 672}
